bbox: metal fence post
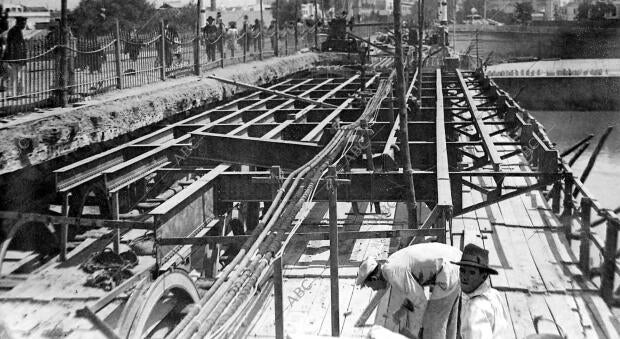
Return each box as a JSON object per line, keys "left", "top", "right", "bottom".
{"left": 219, "top": 22, "right": 225, "bottom": 68}
{"left": 243, "top": 22, "right": 248, "bottom": 63}
{"left": 114, "top": 20, "right": 123, "bottom": 89}
{"left": 600, "top": 219, "right": 618, "bottom": 304}
{"left": 294, "top": 22, "right": 298, "bottom": 52}
{"left": 160, "top": 21, "right": 166, "bottom": 80}
{"left": 284, "top": 29, "right": 288, "bottom": 56}
{"left": 579, "top": 198, "right": 592, "bottom": 278}
{"left": 194, "top": 37, "right": 201, "bottom": 75}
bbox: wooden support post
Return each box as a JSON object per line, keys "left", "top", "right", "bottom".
{"left": 600, "top": 219, "right": 618, "bottom": 304}
{"left": 574, "top": 126, "right": 613, "bottom": 197}
{"left": 563, "top": 175, "right": 574, "bottom": 244}
{"left": 203, "top": 215, "right": 224, "bottom": 279}
{"left": 59, "top": 193, "right": 69, "bottom": 261}
{"left": 551, "top": 181, "right": 561, "bottom": 214}
{"left": 110, "top": 192, "right": 121, "bottom": 254}
{"left": 437, "top": 208, "right": 448, "bottom": 244}
{"left": 560, "top": 134, "right": 594, "bottom": 158}
{"left": 394, "top": 0, "right": 417, "bottom": 229}
{"left": 114, "top": 20, "right": 123, "bottom": 89}
{"left": 160, "top": 21, "right": 166, "bottom": 80}
{"left": 273, "top": 256, "right": 284, "bottom": 339}
{"left": 568, "top": 142, "right": 590, "bottom": 167}
{"left": 579, "top": 198, "right": 592, "bottom": 278}
{"left": 328, "top": 165, "right": 340, "bottom": 337}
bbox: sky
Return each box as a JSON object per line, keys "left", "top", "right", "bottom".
{"left": 3, "top": 0, "right": 264, "bottom": 11}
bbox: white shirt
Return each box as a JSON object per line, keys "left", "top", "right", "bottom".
{"left": 461, "top": 279, "right": 510, "bottom": 339}
{"left": 381, "top": 243, "right": 462, "bottom": 335}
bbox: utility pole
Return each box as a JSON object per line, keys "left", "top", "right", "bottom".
{"left": 418, "top": 0, "right": 423, "bottom": 102}
{"left": 195, "top": 0, "right": 203, "bottom": 76}
{"left": 260, "top": 0, "right": 264, "bottom": 60}
{"left": 275, "top": 0, "right": 279, "bottom": 56}
{"left": 394, "top": 0, "right": 418, "bottom": 229}
{"left": 314, "top": 0, "right": 318, "bottom": 48}
{"left": 59, "top": 0, "right": 68, "bottom": 107}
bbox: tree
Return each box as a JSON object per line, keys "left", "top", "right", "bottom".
{"left": 487, "top": 9, "right": 515, "bottom": 24}
{"left": 69, "top": 0, "right": 156, "bottom": 36}
{"left": 576, "top": 3, "right": 590, "bottom": 20}
{"left": 576, "top": 2, "right": 615, "bottom": 21}
{"left": 272, "top": 0, "right": 302, "bottom": 28}
{"left": 514, "top": 2, "right": 533, "bottom": 24}
{"left": 456, "top": 0, "right": 485, "bottom": 23}
{"left": 409, "top": 1, "right": 439, "bottom": 29}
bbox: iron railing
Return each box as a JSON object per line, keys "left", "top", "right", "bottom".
{"left": 0, "top": 22, "right": 324, "bottom": 117}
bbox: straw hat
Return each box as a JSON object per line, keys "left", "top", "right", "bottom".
{"left": 356, "top": 257, "right": 378, "bottom": 286}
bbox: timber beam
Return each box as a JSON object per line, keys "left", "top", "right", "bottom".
{"left": 455, "top": 70, "right": 503, "bottom": 170}
{"left": 157, "top": 228, "right": 445, "bottom": 246}
{"left": 435, "top": 69, "right": 452, "bottom": 208}
{"left": 190, "top": 132, "right": 323, "bottom": 170}
{"left": 0, "top": 211, "right": 153, "bottom": 229}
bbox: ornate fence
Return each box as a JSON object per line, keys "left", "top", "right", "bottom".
{"left": 0, "top": 22, "right": 322, "bottom": 117}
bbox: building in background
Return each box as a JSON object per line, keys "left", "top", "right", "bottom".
{"left": 0, "top": 3, "right": 52, "bottom": 30}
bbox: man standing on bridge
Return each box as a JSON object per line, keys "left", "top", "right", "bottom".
{"left": 453, "top": 243, "right": 509, "bottom": 339}
{"left": 357, "top": 242, "right": 462, "bottom": 339}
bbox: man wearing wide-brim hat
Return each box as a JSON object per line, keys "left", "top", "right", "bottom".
{"left": 452, "top": 243, "right": 510, "bottom": 339}
{"left": 357, "top": 243, "right": 462, "bottom": 339}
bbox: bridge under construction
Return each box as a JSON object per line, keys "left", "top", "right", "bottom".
{"left": 0, "top": 45, "right": 619, "bottom": 339}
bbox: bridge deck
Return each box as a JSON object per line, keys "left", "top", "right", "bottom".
{"left": 247, "top": 197, "right": 619, "bottom": 338}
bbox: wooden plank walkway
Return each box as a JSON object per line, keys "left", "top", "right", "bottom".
{"left": 247, "top": 197, "right": 620, "bottom": 338}
{"left": 246, "top": 72, "right": 620, "bottom": 339}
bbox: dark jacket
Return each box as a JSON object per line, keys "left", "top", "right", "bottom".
{"left": 3, "top": 25, "right": 26, "bottom": 61}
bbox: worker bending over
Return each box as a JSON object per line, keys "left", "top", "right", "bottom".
{"left": 452, "top": 243, "right": 509, "bottom": 339}
{"left": 357, "top": 243, "right": 462, "bottom": 339}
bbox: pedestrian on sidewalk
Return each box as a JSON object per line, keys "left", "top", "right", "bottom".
{"left": 3, "top": 17, "right": 28, "bottom": 96}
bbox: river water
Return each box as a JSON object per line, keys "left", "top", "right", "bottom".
{"left": 531, "top": 110, "right": 620, "bottom": 209}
